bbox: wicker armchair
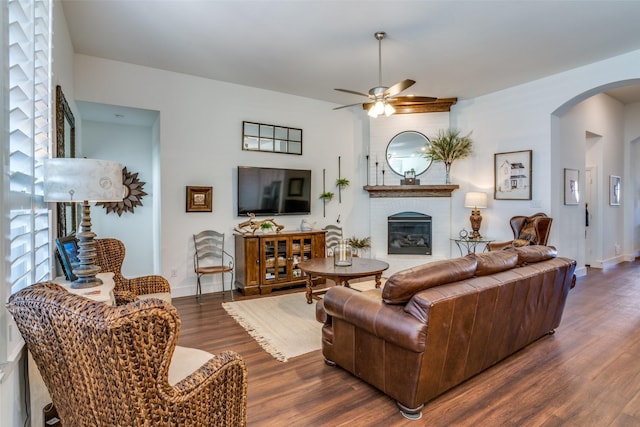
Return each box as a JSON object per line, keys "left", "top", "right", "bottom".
{"left": 7, "top": 282, "right": 248, "bottom": 426}
{"left": 95, "top": 238, "right": 171, "bottom": 304}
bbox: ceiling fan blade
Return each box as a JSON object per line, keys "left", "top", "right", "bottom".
{"left": 384, "top": 79, "right": 415, "bottom": 97}
{"left": 334, "top": 88, "right": 371, "bottom": 98}
{"left": 333, "top": 102, "right": 367, "bottom": 110}
{"left": 390, "top": 95, "right": 438, "bottom": 104}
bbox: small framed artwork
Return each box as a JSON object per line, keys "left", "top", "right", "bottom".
{"left": 288, "top": 178, "right": 304, "bottom": 196}
{"left": 494, "top": 150, "right": 532, "bottom": 200}
{"left": 564, "top": 168, "right": 580, "bottom": 205}
{"left": 186, "top": 186, "right": 213, "bottom": 212}
{"left": 610, "top": 175, "right": 621, "bottom": 206}
{"left": 55, "top": 235, "right": 79, "bottom": 281}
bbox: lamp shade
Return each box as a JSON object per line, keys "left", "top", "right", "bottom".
{"left": 44, "top": 158, "right": 124, "bottom": 202}
{"left": 464, "top": 192, "right": 488, "bottom": 209}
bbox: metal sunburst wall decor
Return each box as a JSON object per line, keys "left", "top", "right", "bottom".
{"left": 97, "top": 167, "right": 147, "bottom": 216}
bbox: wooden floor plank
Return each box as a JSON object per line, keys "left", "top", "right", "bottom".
{"left": 174, "top": 260, "right": 640, "bottom": 426}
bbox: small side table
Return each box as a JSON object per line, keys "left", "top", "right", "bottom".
{"left": 452, "top": 237, "right": 494, "bottom": 256}
{"left": 53, "top": 272, "right": 116, "bottom": 305}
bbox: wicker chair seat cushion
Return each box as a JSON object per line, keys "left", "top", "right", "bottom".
{"left": 168, "top": 345, "right": 215, "bottom": 386}
{"left": 138, "top": 292, "right": 172, "bottom": 304}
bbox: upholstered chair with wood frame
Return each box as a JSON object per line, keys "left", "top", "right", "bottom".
{"left": 322, "top": 224, "right": 343, "bottom": 255}
{"left": 193, "top": 230, "right": 234, "bottom": 302}
{"left": 95, "top": 238, "right": 171, "bottom": 305}
{"left": 487, "top": 212, "right": 553, "bottom": 251}
{"left": 7, "top": 282, "right": 248, "bottom": 426}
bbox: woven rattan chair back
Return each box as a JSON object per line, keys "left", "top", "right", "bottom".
{"left": 95, "top": 238, "right": 171, "bottom": 303}
{"left": 193, "top": 230, "right": 234, "bottom": 302}
{"left": 6, "top": 282, "right": 247, "bottom": 426}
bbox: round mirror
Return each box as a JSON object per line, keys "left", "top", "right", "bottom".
{"left": 385, "top": 131, "right": 432, "bottom": 176}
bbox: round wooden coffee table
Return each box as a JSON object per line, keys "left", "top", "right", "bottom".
{"left": 297, "top": 257, "right": 389, "bottom": 304}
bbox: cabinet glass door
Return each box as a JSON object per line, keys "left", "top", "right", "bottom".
{"left": 290, "top": 236, "right": 313, "bottom": 280}
{"left": 263, "top": 237, "right": 289, "bottom": 283}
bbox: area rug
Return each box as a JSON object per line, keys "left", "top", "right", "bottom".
{"left": 222, "top": 281, "right": 380, "bottom": 362}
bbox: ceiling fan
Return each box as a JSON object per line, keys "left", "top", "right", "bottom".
{"left": 334, "top": 31, "right": 437, "bottom": 117}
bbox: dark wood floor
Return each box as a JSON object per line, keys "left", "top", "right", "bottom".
{"left": 174, "top": 261, "right": 640, "bottom": 426}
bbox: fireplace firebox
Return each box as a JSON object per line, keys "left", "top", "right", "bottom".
{"left": 388, "top": 212, "right": 432, "bottom": 255}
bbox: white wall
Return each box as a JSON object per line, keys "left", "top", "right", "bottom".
{"left": 454, "top": 49, "right": 640, "bottom": 274}
{"left": 72, "top": 47, "right": 640, "bottom": 292}
{"left": 556, "top": 93, "right": 625, "bottom": 269}
{"left": 73, "top": 55, "right": 360, "bottom": 297}
{"left": 623, "top": 102, "right": 640, "bottom": 257}
{"left": 81, "top": 120, "right": 156, "bottom": 277}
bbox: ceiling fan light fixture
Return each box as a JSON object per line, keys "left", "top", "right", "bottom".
{"left": 368, "top": 106, "right": 379, "bottom": 118}
{"left": 384, "top": 102, "right": 395, "bottom": 116}
{"left": 374, "top": 100, "right": 385, "bottom": 115}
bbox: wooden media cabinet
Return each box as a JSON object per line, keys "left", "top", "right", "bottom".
{"left": 234, "top": 230, "right": 326, "bottom": 295}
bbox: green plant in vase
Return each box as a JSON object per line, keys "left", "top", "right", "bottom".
{"left": 335, "top": 178, "right": 350, "bottom": 189}
{"left": 347, "top": 236, "right": 371, "bottom": 257}
{"left": 425, "top": 128, "right": 473, "bottom": 184}
{"left": 319, "top": 191, "right": 335, "bottom": 201}
{"left": 260, "top": 222, "right": 273, "bottom": 233}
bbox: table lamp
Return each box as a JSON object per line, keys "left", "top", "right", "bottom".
{"left": 464, "top": 192, "right": 488, "bottom": 239}
{"left": 44, "top": 158, "right": 123, "bottom": 288}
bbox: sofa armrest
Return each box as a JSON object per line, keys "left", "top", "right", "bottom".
{"left": 322, "top": 286, "right": 427, "bottom": 353}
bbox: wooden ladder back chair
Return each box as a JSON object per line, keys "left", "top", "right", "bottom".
{"left": 193, "top": 230, "right": 234, "bottom": 302}
{"left": 322, "top": 224, "right": 343, "bottom": 255}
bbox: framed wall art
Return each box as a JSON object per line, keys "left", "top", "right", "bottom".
{"left": 494, "top": 150, "right": 532, "bottom": 200}
{"left": 564, "top": 168, "right": 580, "bottom": 205}
{"left": 609, "top": 175, "right": 621, "bottom": 206}
{"left": 186, "top": 186, "right": 213, "bottom": 212}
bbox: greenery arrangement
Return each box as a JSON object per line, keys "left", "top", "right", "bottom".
{"left": 260, "top": 222, "right": 273, "bottom": 231}
{"left": 335, "top": 178, "right": 350, "bottom": 188}
{"left": 347, "top": 236, "right": 371, "bottom": 249}
{"left": 319, "top": 191, "right": 335, "bottom": 201}
{"left": 426, "top": 128, "right": 474, "bottom": 184}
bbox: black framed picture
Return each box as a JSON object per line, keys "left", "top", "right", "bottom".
{"left": 494, "top": 150, "right": 532, "bottom": 200}
{"left": 55, "top": 235, "right": 79, "bottom": 281}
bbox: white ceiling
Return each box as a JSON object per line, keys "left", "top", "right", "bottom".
{"left": 61, "top": 0, "right": 640, "bottom": 109}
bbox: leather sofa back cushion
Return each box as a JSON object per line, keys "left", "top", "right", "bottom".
{"left": 514, "top": 245, "right": 557, "bottom": 264}
{"left": 382, "top": 255, "right": 477, "bottom": 304}
{"left": 474, "top": 250, "right": 519, "bottom": 276}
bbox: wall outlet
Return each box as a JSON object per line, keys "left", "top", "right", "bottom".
{"left": 170, "top": 269, "right": 177, "bottom": 277}
{"left": 614, "top": 244, "right": 621, "bottom": 256}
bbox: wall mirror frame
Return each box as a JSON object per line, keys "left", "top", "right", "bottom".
{"left": 385, "top": 131, "right": 432, "bottom": 177}
{"left": 55, "top": 85, "right": 77, "bottom": 238}
{"left": 242, "top": 120, "right": 303, "bottom": 155}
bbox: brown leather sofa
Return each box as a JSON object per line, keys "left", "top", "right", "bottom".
{"left": 316, "top": 246, "right": 576, "bottom": 420}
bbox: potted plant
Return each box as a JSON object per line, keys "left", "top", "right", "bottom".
{"left": 319, "top": 191, "right": 335, "bottom": 201}
{"left": 335, "top": 178, "right": 350, "bottom": 189}
{"left": 260, "top": 222, "right": 273, "bottom": 233}
{"left": 425, "top": 128, "right": 473, "bottom": 184}
{"left": 347, "top": 236, "right": 371, "bottom": 257}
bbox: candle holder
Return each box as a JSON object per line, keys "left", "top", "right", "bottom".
{"left": 333, "top": 240, "right": 353, "bottom": 266}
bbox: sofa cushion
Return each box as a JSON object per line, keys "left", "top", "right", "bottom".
{"left": 474, "top": 250, "right": 519, "bottom": 276}
{"left": 382, "top": 255, "right": 477, "bottom": 304}
{"left": 513, "top": 245, "right": 557, "bottom": 264}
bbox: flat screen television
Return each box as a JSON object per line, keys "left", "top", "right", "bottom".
{"left": 237, "top": 166, "right": 312, "bottom": 216}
